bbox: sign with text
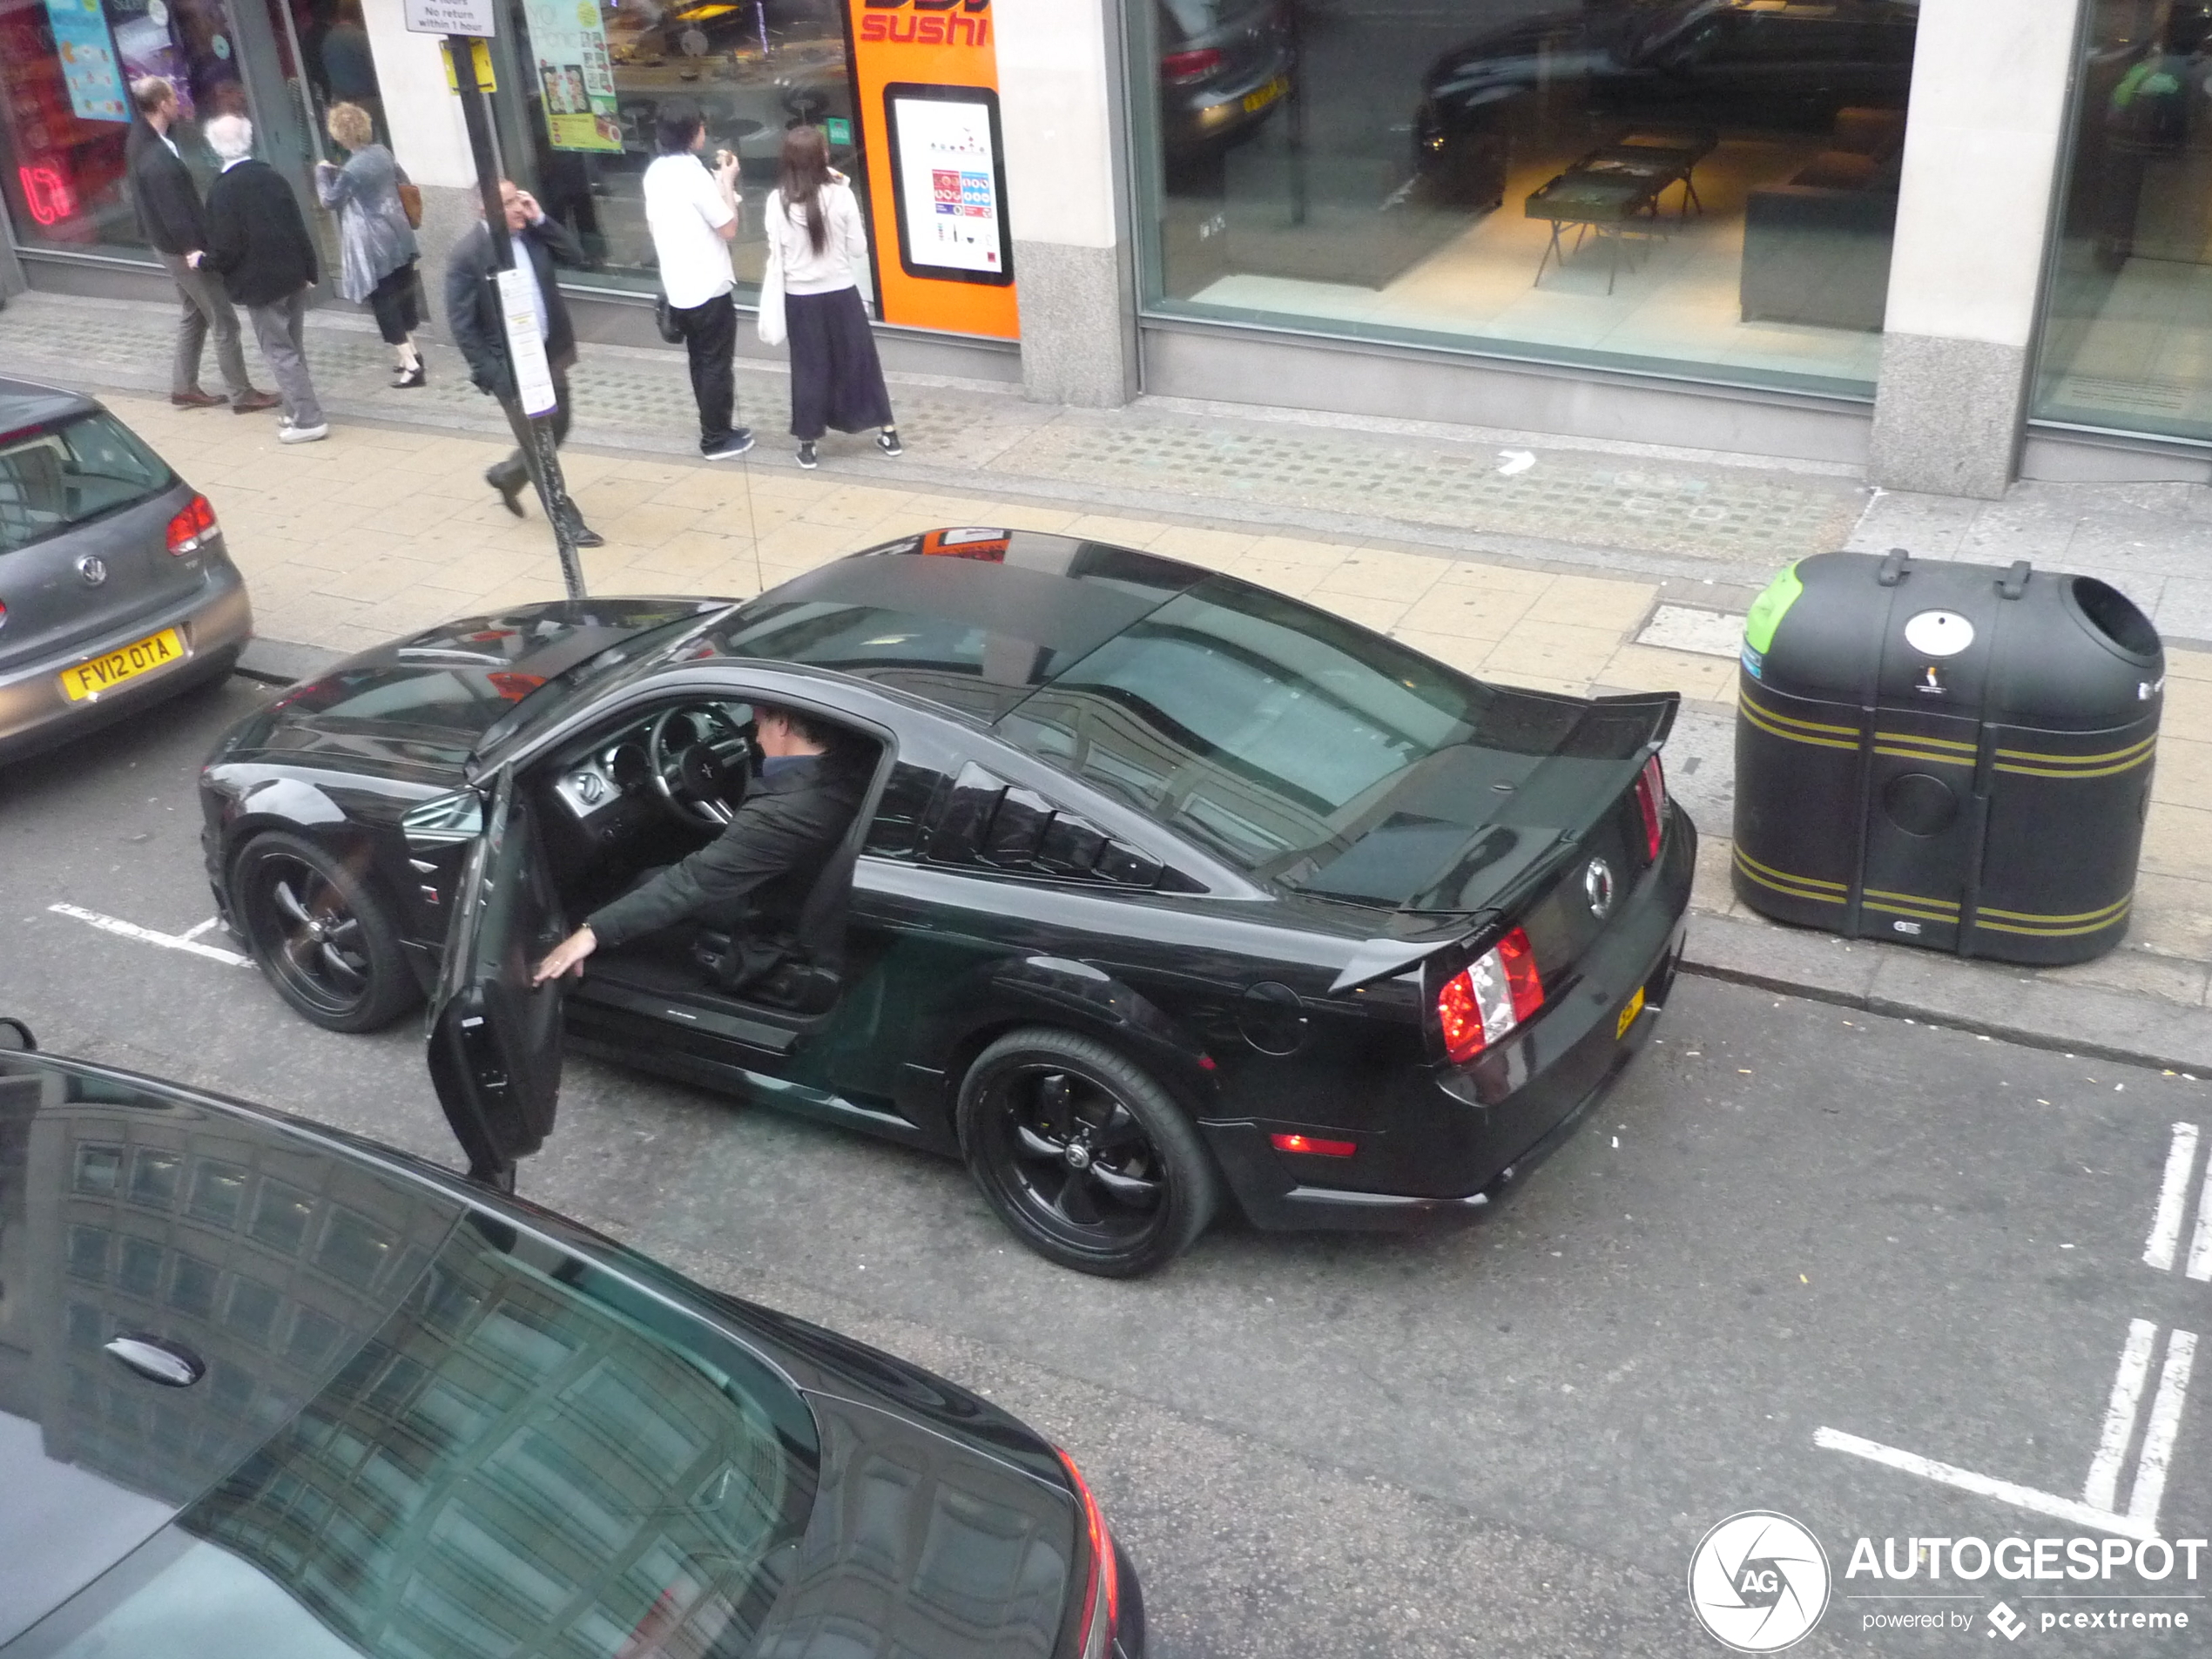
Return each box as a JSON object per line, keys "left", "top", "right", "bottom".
{"left": 842, "top": 0, "right": 1016, "bottom": 340}
{"left": 404, "top": 0, "right": 496, "bottom": 37}
{"left": 496, "top": 265, "right": 558, "bottom": 417}
{"left": 520, "top": 0, "right": 620, "bottom": 152}
{"left": 44, "top": 0, "right": 129, "bottom": 124}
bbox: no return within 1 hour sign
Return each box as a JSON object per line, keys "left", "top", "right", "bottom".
{"left": 403, "top": 0, "right": 496, "bottom": 36}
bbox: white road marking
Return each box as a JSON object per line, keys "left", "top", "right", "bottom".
{"left": 2086, "top": 1319, "right": 2160, "bottom": 1512}
{"left": 2129, "top": 1330, "right": 2198, "bottom": 1525}
{"left": 1814, "top": 1427, "right": 2158, "bottom": 1541}
{"left": 47, "top": 902, "right": 249, "bottom": 967}
{"left": 2145, "top": 1123, "right": 2201, "bottom": 1271}
{"left": 2189, "top": 1164, "right": 2212, "bottom": 1283}
{"left": 177, "top": 917, "right": 220, "bottom": 941}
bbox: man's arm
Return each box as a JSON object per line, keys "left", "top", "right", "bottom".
{"left": 585, "top": 786, "right": 836, "bottom": 950}
{"left": 443, "top": 233, "right": 502, "bottom": 388}
{"left": 529, "top": 213, "right": 589, "bottom": 269}
{"left": 200, "top": 181, "right": 242, "bottom": 278}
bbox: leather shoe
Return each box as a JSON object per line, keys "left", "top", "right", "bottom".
{"left": 232, "top": 389, "right": 280, "bottom": 414}
{"left": 170, "top": 388, "right": 225, "bottom": 408}
{"left": 563, "top": 521, "right": 606, "bottom": 549}
{"left": 485, "top": 468, "right": 527, "bottom": 517}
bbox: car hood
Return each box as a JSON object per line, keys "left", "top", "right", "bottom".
{"left": 0, "top": 1053, "right": 466, "bottom": 1646}
{"left": 1424, "top": 6, "right": 1637, "bottom": 98}
{"left": 208, "top": 598, "right": 724, "bottom": 779}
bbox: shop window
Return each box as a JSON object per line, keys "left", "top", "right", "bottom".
{"left": 2033, "top": 0, "right": 2212, "bottom": 442}
{"left": 502, "top": 0, "right": 860, "bottom": 299}
{"left": 1130, "top": 0, "right": 1921, "bottom": 396}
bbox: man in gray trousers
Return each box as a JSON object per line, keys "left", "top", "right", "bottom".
{"left": 123, "top": 78, "right": 275, "bottom": 414}
{"left": 202, "top": 114, "right": 329, "bottom": 444}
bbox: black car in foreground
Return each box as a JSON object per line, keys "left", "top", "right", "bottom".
{"left": 0, "top": 1018, "right": 1141, "bottom": 1658}
{"left": 198, "top": 529, "right": 1695, "bottom": 1276}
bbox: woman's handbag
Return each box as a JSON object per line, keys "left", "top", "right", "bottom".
{"left": 395, "top": 181, "right": 423, "bottom": 230}
{"left": 652, "top": 292, "right": 684, "bottom": 344}
{"left": 756, "top": 232, "right": 787, "bottom": 347}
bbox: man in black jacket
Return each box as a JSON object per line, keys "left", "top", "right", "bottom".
{"left": 531, "top": 704, "right": 867, "bottom": 987}
{"left": 446, "top": 179, "right": 602, "bottom": 544}
{"left": 202, "top": 114, "right": 328, "bottom": 444}
{"left": 124, "top": 78, "right": 273, "bottom": 413}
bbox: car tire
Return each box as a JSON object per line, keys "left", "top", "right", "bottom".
{"left": 957, "top": 1027, "right": 1219, "bottom": 1278}
{"left": 233, "top": 831, "right": 419, "bottom": 1033}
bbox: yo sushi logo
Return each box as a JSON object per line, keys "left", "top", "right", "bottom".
{"left": 1689, "top": 1512, "right": 1831, "bottom": 1651}
{"left": 860, "top": 0, "right": 991, "bottom": 46}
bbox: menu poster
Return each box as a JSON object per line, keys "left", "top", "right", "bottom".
{"left": 44, "top": 0, "right": 129, "bottom": 124}
{"left": 522, "top": 0, "right": 621, "bottom": 152}
{"left": 884, "top": 85, "right": 1010, "bottom": 286}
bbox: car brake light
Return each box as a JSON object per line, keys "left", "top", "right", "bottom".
{"left": 165, "top": 493, "right": 219, "bottom": 556}
{"left": 1271, "top": 1132, "right": 1356, "bottom": 1157}
{"left": 1632, "top": 753, "right": 1666, "bottom": 862}
{"left": 1057, "top": 1448, "right": 1120, "bottom": 1659}
{"left": 1162, "top": 46, "right": 1224, "bottom": 82}
{"left": 1436, "top": 926, "right": 1543, "bottom": 1065}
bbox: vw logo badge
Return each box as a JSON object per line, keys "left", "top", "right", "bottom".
{"left": 77, "top": 554, "right": 107, "bottom": 586}
{"left": 1584, "top": 857, "right": 1616, "bottom": 920}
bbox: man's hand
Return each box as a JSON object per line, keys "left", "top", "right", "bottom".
{"left": 185, "top": 250, "right": 204, "bottom": 268}
{"left": 533, "top": 924, "right": 597, "bottom": 984}
{"left": 516, "top": 188, "right": 543, "bottom": 224}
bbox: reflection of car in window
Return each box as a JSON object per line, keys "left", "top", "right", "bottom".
{"left": 1157, "top": 0, "right": 1297, "bottom": 152}
{"left": 199, "top": 534, "right": 1694, "bottom": 1277}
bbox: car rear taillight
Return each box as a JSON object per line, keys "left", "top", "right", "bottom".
{"left": 1436, "top": 926, "right": 1543, "bottom": 1065}
{"left": 1162, "top": 46, "right": 1224, "bottom": 82}
{"left": 1632, "top": 753, "right": 1667, "bottom": 862}
{"left": 165, "top": 492, "right": 218, "bottom": 556}
{"left": 1057, "top": 1448, "right": 1120, "bottom": 1659}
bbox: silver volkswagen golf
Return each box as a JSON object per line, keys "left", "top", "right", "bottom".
{"left": 0, "top": 379, "right": 251, "bottom": 762}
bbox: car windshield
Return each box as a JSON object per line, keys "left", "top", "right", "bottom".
{"left": 996, "top": 577, "right": 1518, "bottom": 892}
{"left": 0, "top": 411, "right": 172, "bottom": 556}
{"left": 24, "top": 1212, "right": 821, "bottom": 1659}
{"left": 471, "top": 607, "right": 734, "bottom": 761}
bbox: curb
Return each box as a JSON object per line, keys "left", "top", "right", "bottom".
{"left": 225, "top": 639, "right": 2212, "bottom": 1078}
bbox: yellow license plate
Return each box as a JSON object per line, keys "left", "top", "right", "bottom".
{"left": 60, "top": 628, "right": 185, "bottom": 702}
{"left": 1244, "top": 78, "right": 1287, "bottom": 114}
{"left": 1615, "top": 987, "right": 1646, "bottom": 1040}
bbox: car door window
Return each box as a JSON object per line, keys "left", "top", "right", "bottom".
{"left": 921, "top": 761, "right": 1179, "bottom": 890}
{"left": 24, "top": 1217, "right": 820, "bottom": 1659}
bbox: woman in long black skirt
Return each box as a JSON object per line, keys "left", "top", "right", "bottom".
{"left": 765, "top": 126, "right": 898, "bottom": 469}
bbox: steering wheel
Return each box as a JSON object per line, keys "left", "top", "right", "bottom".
{"left": 645, "top": 704, "right": 753, "bottom": 829}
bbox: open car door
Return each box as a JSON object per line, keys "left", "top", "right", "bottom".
{"left": 425, "top": 772, "right": 565, "bottom": 1177}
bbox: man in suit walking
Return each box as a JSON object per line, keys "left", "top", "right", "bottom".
{"left": 531, "top": 703, "right": 867, "bottom": 986}
{"left": 125, "top": 78, "right": 274, "bottom": 413}
{"left": 446, "top": 179, "right": 603, "bottom": 545}
{"left": 202, "top": 114, "right": 329, "bottom": 444}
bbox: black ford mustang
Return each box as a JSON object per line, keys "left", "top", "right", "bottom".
{"left": 0, "top": 1017, "right": 1141, "bottom": 1658}
{"left": 197, "top": 529, "right": 1695, "bottom": 1276}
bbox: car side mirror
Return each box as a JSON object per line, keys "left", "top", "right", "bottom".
{"left": 403, "top": 788, "right": 487, "bottom": 853}
{"left": 0, "top": 1017, "right": 37, "bottom": 1052}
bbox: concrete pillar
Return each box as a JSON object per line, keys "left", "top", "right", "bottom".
{"left": 1868, "top": 0, "right": 2085, "bottom": 499}
{"left": 994, "top": 0, "right": 1137, "bottom": 408}
{"left": 362, "top": 0, "right": 480, "bottom": 343}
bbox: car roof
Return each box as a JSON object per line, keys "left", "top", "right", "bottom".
{"left": 0, "top": 376, "right": 97, "bottom": 433}
{"left": 708, "top": 529, "right": 1214, "bottom": 723}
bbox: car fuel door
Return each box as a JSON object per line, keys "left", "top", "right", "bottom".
{"left": 426, "top": 771, "right": 566, "bottom": 1176}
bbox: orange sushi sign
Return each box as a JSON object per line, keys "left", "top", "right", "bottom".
{"left": 844, "top": 0, "right": 1019, "bottom": 339}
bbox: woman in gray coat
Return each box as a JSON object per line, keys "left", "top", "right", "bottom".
{"left": 314, "top": 102, "right": 424, "bottom": 388}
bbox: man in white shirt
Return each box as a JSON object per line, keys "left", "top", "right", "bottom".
{"left": 643, "top": 100, "right": 754, "bottom": 461}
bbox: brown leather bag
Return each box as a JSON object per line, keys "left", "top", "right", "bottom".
{"left": 396, "top": 181, "right": 423, "bottom": 230}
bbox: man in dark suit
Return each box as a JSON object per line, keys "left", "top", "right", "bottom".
{"left": 124, "top": 77, "right": 273, "bottom": 413}
{"left": 446, "top": 179, "right": 602, "bottom": 545}
{"left": 202, "top": 114, "right": 328, "bottom": 444}
{"left": 532, "top": 703, "right": 867, "bottom": 987}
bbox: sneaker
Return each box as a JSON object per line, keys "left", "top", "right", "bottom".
{"left": 876, "top": 428, "right": 902, "bottom": 457}
{"left": 795, "top": 441, "right": 818, "bottom": 470}
{"left": 278, "top": 421, "right": 329, "bottom": 444}
{"left": 702, "top": 428, "right": 754, "bottom": 462}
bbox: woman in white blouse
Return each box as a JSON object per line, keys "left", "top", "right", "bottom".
{"left": 764, "top": 126, "right": 899, "bottom": 469}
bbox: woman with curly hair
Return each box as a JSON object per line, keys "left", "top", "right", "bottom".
{"left": 314, "top": 102, "right": 424, "bottom": 388}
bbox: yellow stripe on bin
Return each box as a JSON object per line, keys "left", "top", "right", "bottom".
{"left": 1874, "top": 730, "right": 1977, "bottom": 752}
{"left": 1865, "top": 886, "right": 1960, "bottom": 914}
{"left": 1994, "top": 754, "right": 2155, "bottom": 781}
{"left": 1732, "top": 846, "right": 1848, "bottom": 907}
{"left": 1974, "top": 904, "right": 2132, "bottom": 939}
{"left": 1977, "top": 895, "right": 2131, "bottom": 927}
{"left": 1865, "top": 899, "right": 1958, "bottom": 925}
{"left": 1995, "top": 735, "right": 2155, "bottom": 766}
{"left": 1741, "top": 700, "right": 1859, "bottom": 753}
{"left": 1741, "top": 694, "right": 1860, "bottom": 740}
{"left": 1872, "top": 745, "right": 1975, "bottom": 768}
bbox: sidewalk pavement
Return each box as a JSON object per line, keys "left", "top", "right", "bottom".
{"left": 9, "top": 289, "right": 2212, "bottom": 1068}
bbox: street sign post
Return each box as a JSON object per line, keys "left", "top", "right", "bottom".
{"left": 442, "top": 33, "right": 587, "bottom": 601}
{"left": 403, "top": 0, "right": 496, "bottom": 36}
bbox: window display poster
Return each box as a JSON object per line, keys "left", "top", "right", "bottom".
{"left": 111, "top": 0, "right": 196, "bottom": 120}
{"left": 44, "top": 0, "right": 130, "bottom": 124}
{"left": 520, "top": 0, "right": 621, "bottom": 152}
{"left": 887, "top": 91, "right": 1005, "bottom": 280}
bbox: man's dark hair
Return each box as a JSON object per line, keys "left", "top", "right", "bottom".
{"left": 754, "top": 702, "right": 836, "bottom": 750}
{"left": 655, "top": 99, "right": 705, "bottom": 156}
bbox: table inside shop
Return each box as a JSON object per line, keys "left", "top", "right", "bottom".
{"left": 1526, "top": 171, "right": 1663, "bottom": 293}
{"left": 1583, "top": 127, "right": 1717, "bottom": 218}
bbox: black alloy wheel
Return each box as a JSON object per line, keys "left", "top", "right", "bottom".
{"left": 233, "top": 832, "right": 418, "bottom": 1033}
{"left": 957, "top": 1028, "right": 1219, "bottom": 1278}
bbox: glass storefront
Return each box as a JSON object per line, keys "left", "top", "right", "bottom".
{"left": 1128, "top": 0, "right": 1922, "bottom": 397}
{"left": 0, "top": 0, "right": 331, "bottom": 259}
{"left": 491, "top": 0, "right": 860, "bottom": 300}
{"left": 2033, "top": 0, "right": 2212, "bottom": 442}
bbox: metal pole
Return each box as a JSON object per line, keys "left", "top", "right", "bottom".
{"left": 446, "top": 34, "right": 587, "bottom": 602}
